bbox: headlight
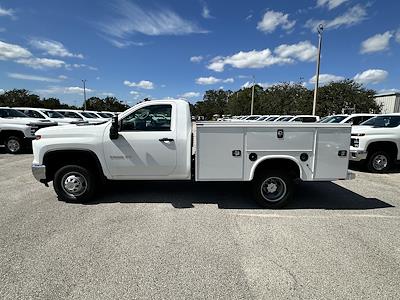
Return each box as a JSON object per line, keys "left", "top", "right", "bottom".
{"left": 351, "top": 138, "right": 359, "bottom": 148}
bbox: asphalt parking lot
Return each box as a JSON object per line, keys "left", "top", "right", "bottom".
{"left": 1, "top": 152, "right": 400, "bottom": 299}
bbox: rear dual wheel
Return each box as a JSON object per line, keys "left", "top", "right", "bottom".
{"left": 252, "top": 171, "right": 294, "bottom": 208}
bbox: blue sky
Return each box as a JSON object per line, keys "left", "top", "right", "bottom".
{"left": 0, "top": 0, "right": 399, "bottom": 106}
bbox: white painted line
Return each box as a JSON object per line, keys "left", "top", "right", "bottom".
{"left": 231, "top": 213, "right": 400, "bottom": 219}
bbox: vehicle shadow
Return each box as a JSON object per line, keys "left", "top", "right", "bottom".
{"left": 87, "top": 180, "right": 393, "bottom": 210}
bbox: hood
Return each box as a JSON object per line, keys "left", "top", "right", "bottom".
{"left": 36, "top": 121, "right": 109, "bottom": 137}
{"left": 351, "top": 125, "right": 393, "bottom": 136}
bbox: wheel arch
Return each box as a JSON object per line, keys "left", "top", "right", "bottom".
{"left": 366, "top": 141, "right": 398, "bottom": 158}
{"left": 249, "top": 155, "right": 303, "bottom": 181}
{"left": 43, "top": 149, "right": 106, "bottom": 182}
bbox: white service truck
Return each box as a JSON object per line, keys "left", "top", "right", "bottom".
{"left": 32, "top": 100, "right": 354, "bottom": 208}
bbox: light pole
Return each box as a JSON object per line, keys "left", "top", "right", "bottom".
{"left": 251, "top": 75, "right": 255, "bottom": 115}
{"left": 82, "top": 79, "right": 87, "bottom": 110}
{"left": 312, "top": 24, "right": 323, "bottom": 116}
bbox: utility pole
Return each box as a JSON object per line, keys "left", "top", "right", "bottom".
{"left": 251, "top": 75, "right": 255, "bottom": 115}
{"left": 82, "top": 79, "right": 87, "bottom": 110}
{"left": 312, "top": 24, "right": 323, "bottom": 116}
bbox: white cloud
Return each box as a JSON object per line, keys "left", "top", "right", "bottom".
{"left": 0, "top": 89, "right": 5, "bottom": 94}
{"left": 99, "top": 0, "right": 207, "bottom": 46}
{"left": 180, "top": 92, "right": 200, "bottom": 98}
{"left": 16, "top": 57, "right": 65, "bottom": 69}
{"left": 58, "top": 75, "right": 68, "bottom": 80}
{"left": 130, "top": 91, "right": 140, "bottom": 95}
{"left": 317, "top": 0, "right": 349, "bottom": 10}
{"left": 30, "top": 39, "right": 84, "bottom": 58}
{"left": 190, "top": 55, "right": 203, "bottom": 63}
{"left": 100, "top": 92, "right": 115, "bottom": 97}
{"left": 274, "top": 41, "right": 317, "bottom": 62}
{"left": 241, "top": 81, "right": 273, "bottom": 89}
{"left": 201, "top": 2, "right": 213, "bottom": 19}
{"left": 378, "top": 88, "right": 400, "bottom": 94}
{"left": 207, "top": 48, "right": 294, "bottom": 72}
{"left": 309, "top": 74, "right": 345, "bottom": 85}
{"left": 396, "top": 29, "right": 400, "bottom": 43}
{"left": 8, "top": 72, "right": 61, "bottom": 82}
{"left": 0, "top": 5, "right": 15, "bottom": 18}
{"left": 257, "top": 10, "right": 296, "bottom": 33}
{"left": 103, "top": 37, "right": 145, "bottom": 48}
{"left": 354, "top": 69, "right": 388, "bottom": 85}
{"left": 124, "top": 80, "right": 154, "bottom": 89}
{"left": 67, "top": 63, "right": 98, "bottom": 71}
{"left": 360, "top": 31, "right": 393, "bottom": 54}
{"left": 36, "top": 86, "right": 94, "bottom": 96}
{"left": 196, "top": 76, "right": 221, "bottom": 85}
{"left": 0, "top": 27, "right": 6, "bottom": 32}
{"left": 306, "top": 5, "right": 367, "bottom": 32}
{"left": 223, "top": 78, "right": 234, "bottom": 83}
{"left": 0, "top": 40, "right": 32, "bottom": 60}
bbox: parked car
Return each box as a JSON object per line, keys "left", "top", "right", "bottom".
{"left": 15, "top": 107, "right": 84, "bottom": 125}
{"left": 32, "top": 99, "right": 354, "bottom": 208}
{"left": 350, "top": 114, "right": 400, "bottom": 172}
{"left": 288, "top": 115, "right": 320, "bottom": 123}
{"left": 274, "top": 115, "right": 294, "bottom": 122}
{"left": 0, "top": 107, "right": 57, "bottom": 153}
{"left": 265, "top": 115, "right": 280, "bottom": 121}
{"left": 98, "top": 112, "right": 115, "bottom": 118}
{"left": 319, "top": 114, "right": 376, "bottom": 125}
{"left": 55, "top": 110, "right": 109, "bottom": 123}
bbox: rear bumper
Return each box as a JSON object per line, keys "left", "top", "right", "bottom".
{"left": 350, "top": 150, "right": 368, "bottom": 162}
{"left": 346, "top": 171, "right": 356, "bottom": 180}
{"left": 32, "top": 164, "right": 46, "bottom": 183}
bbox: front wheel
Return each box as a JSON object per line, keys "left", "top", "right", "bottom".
{"left": 252, "top": 171, "right": 294, "bottom": 208}
{"left": 367, "top": 151, "right": 392, "bottom": 173}
{"left": 5, "top": 136, "right": 23, "bottom": 154}
{"left": 53, "top": 165, "right": 96, "bottom": 203}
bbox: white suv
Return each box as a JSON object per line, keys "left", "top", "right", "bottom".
{"left": 350, "top": 114, "right": 400, "bottom": 172}
{"left": 15, "top": 107, "right": 84, "bottom": 125}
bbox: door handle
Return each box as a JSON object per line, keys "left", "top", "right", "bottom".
{"left": 159, "top": 138, "right": 174, "bottom": 142}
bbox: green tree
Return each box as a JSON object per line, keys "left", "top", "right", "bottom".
{"left": 0, "top": 89, "right": 41, "bottom": 107}
{"left": 317, "top": 80, "right": 380, "bottom": 116}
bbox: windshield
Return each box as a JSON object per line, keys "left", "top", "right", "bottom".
{"left": 41, "top": 110, "right": 64, "bottom": 118}
{"left": 0, "top": 108, "right": 29, "bottom": 118}
{"left": 267, "top": 116, "right": 279, "bottom": 121}
{"left": 319, "top": 115, "right": 347, "bottom": 123}
{"left": 80, "top": 112, "right": 96, "bottom": 118}
{"left": 246, "top": 116, "right": 260, "bottom": 120}
{"left": 361, "top": 116, "right": 400, "bottom": 128}
{"left": 98, "top": 112, "right": 113, "bottom": 118}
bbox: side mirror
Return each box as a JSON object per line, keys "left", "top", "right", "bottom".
{"left": 110, "top": 115, "right": 119, "bottom": 140}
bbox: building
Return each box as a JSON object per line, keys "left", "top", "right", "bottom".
{"left": 374, "top": 92, "right": 400, "bottom": 113}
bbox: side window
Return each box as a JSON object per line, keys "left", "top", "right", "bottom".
{"left": 120, "top": 104, "right": 172, "bottom": 131}
{"left": 351, "top": 117, "right": 362, "bottom": 125}
{"left": 303, "top": 117, "right": 316, "bottom": 123}
{"left": 25, "top": 110, "right": 43, "bottom": 118}
{"left": 65, "top": 112, "right": 80, "bottom": 118}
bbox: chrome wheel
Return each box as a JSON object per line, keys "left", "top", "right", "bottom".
{"left": 372, "top": 154, "right": 388, "bottom": 171}
{"left": 260, "top": 177, "right": 287, "bottom": 202}
{"left": 7, "top": 138, "right": 21, "bottom": 153}
{"left": 61, "top": 172, "right": 88, "bottom": 197}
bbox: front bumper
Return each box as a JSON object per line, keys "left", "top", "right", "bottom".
{"left": 350, "top": 150, "right": 368, "bottom": 162}
{"left": 32, "top": 164, "right": 46, "bottom": 183}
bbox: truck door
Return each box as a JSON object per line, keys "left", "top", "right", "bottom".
{"left": 103, "top": 103, "right": 177, "bottom": 178}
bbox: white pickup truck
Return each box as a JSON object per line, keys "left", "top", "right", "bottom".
{"left": 350, "top": 114, "right": 400, "bottom": 172}
{"left": 32, "top": 100, "right": 354, "bottom": 208}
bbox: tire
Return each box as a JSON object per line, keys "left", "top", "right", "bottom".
{"left": 5, "top": 135, "right": 23, "bottom": 154}
{"left": 252, "top": 170, "right": 294, "bottom": 208}
{"left": 367, "top": 151, "right": 392, "bottom": 173}
{"left": 53, "top": 165, "right": 96, "bottom": 203}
